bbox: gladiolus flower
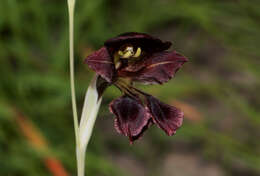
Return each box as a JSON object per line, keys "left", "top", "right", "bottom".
{"left": 85, "top": 32, "right": 188, "bottom": 143}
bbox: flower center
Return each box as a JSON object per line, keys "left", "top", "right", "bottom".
{"left": 114, "top": 45, "right": 142, "bottom": 69}
{"left": 115, "top": 77, "right": 147, "bottom": 105}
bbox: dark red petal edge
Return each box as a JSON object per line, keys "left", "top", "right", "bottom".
{"left": 146, "top": 95, "right": 183, "bottom": 136}
{"left": 104, "top": 32, "right": 172, "bottom": 54}
{"left": 118, "top": 51, "right": 188, "bottom": 84}
{"left": 109, "top": 96, "right": 151, "bottom": 142}
{"left": 84, "top": 47, "right": 115, "bottom": 82}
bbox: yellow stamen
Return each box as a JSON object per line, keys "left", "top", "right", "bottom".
{"left": 114, "top": 53, "right": 121, "bottom": 69}
{"left": 117, "top": 46, "right": 142, "bottom": 59}
{"left": 133, "top": 47, "right": 141, "bottom": 58}
{"left": 125, "top": 46, "right": 134, "bottom": 54}
{"left": 121, "top": 51, "right": 133, "bottom": 59}
{"left": 118, "top": 50, "right": 124, "bottom": 56}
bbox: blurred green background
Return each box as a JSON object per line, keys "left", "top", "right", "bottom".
{"left": 1, "top": 0, "right": 260, "bottom": 175}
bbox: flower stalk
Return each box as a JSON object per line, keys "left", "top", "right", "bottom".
{"left": 67, "top": 0, "right": 79, "bottom": 148}
{"left": 67, "top": 0, "right": 102, "bottom": 176}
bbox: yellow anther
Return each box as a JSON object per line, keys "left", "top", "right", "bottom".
{"left": 114, "top": 53, "right": 121, "bottom": 69}
{"left": 114, "top": 52, "right": 120, "bottom": 62}
{"left": 118, "top": 50, "right": 124, "bottom": 56}
{"left": 133, "top": 47, "right": 141, "bottom": 58}
{"left": 121, "top": 50, "right": 132, "bottom": 58}
{"left": 125, "top": 46, "right": 134, "bottom": 54}
{"left": 117, "top": 46, "right": 142, "bottom": 59}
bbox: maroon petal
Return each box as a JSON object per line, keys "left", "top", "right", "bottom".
{"left": 146, "top": 95, "right": 183, "bottom": 136}
{"left": 119, "top": 51, "right": 188, "bottom": 84}
{"left": 84, "top": 47, "right": 115, "bottom": 82}
{"left": 104, "top": 32, "right": 171, "bottom": 54}
{"left": 109, "top": 96, "right": 151, "bottom": 142}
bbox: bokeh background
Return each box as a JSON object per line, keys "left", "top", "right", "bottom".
{"left": 1, "top": 0, "right": 260, "bottom": 175}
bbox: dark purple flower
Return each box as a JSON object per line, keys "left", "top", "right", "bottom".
{"left": 85, "top": 32, "right": 188, "bottom": 143}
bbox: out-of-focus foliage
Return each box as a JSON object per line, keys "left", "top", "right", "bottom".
{"left": 0, "top": 0, "right": 260, "bottom": 175}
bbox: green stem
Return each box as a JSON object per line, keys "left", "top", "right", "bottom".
{"left": 67, "top": 0, "right": 81, "bottom": 175}
{"left": 76, "top": 147, "right": 86, "bottom": 176}
{"left": 68, "top": 0, "right": 79, "bottom": 146}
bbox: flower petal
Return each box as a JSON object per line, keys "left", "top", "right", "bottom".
{"left": 146, "top": 95, "right": 183, "bottom": 136}
{"left": 118, "top": 51, "right": 188, "bottom": 84}
{"left": 104, "top": 32, "right": 171, "bottom": 54}
{"left": 109, "top": 96, "right": 151, "bottom": 142}
{"left": 85, "top": 47, "right": 115, "bottom": 82}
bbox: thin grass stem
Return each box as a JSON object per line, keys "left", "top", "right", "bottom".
{"left": 67, "top": 0, "right": 81, "bottom": 175}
